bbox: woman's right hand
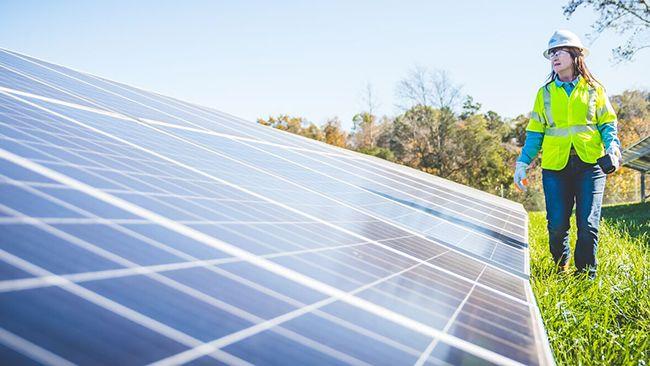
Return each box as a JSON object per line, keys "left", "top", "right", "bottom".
{"left": 514, "top": 162, "right": 529, "bottom": 191}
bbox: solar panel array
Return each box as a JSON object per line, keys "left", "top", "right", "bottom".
{"left": 0, "top": 48, "right": 554, "bottom": 365}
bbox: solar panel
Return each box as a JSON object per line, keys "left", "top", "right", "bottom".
{"left": 0, "top": 48, "right": 554, "bottom": 365}
{"left": 622, "top": 135, "right": 650, "bottom": 172}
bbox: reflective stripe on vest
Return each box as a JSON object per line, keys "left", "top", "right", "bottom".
{"left": 542, "top": 87, "right": 555, "bottom": 127}
{"left": 545, "top": 123, "right": 597, "bottom": 137}
{"left": 597, "top": 105, "right": 614, "bottom": 122}
{"left": 586, "top": 88, "right": 597, "bottom": 123}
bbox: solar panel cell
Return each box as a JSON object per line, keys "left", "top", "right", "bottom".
{"left": 0, "top": 261, "right": 33, "bottom": 281}
{"left": 0, "top": 224, "right": 124, "bottom": 274}
{"left": 0, "top": 343, "right": 43, "bottom": 366}
{"left": 0, "top": 287, "right": 189, "bottom": 365}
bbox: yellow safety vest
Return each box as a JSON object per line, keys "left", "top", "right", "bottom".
{"left": 526, "top": 77, "right": 618, "bottom": 170}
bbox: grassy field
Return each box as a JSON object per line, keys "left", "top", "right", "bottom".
{"left": 529, "top": 201, "right": 650, "bottom": 366}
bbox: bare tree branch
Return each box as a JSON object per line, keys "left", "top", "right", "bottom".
{"left": 395, "top": 66, "right": 462, "bottom": 110}
{"left": 563, "top": 0, "right": 650, "bottom": 62}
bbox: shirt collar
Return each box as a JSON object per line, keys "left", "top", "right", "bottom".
{"left": 555, "top": 75, "right": 580, "bottom": 88}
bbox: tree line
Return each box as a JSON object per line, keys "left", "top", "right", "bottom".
{"left": 258, "top": 68, "right": 649, "bottom": 211}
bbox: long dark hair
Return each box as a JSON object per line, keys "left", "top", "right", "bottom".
{"left": 545, "top": 47, "right": 600, "bottom": 89}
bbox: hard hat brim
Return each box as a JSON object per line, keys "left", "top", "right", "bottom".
{"left": 543, "top": 44, "right": 590, "bottom": 59}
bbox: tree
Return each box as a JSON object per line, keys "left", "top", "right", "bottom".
{"left": 392, "top": 69, "right": 463, "bottom": 173}
{"left": 359, "top": 82, "right": 380, "bottom": 116}
{"left": 322, "top": 117, "right": 348, "bottom": 148}
{"left": 351, "top": 83, "right": 382, "bottom": 149}
{"left": 432, "top": 70, "right": 463, "bottom": 110}
{"left": 611, "top": 90, "right": 650, "bottom": 140}
{"left": 302, "top": 123, "right": 324, "bottom": 141}
{"left": 447, "top": 115, "right": 514, "bottom": 194}
{"left": 257, "top": 115, "right": 323, "bottom": 141}
{"left": 396, "top": 66, "right": 462, "bottom": 110}
{"left": 563, "top": 0, "right": 650, "bottom": 61}
{"left": 396, "top": 66, "right": 433, "bottom": 107}
{"left": 257, "top": 115, "right": 304, "bottom": 134}
{"left": 388, "top": 105, "right": 437, "bottom": 168}
{"left": 484, "top": 110, "right": 512, "bottom": 143}
{"left": 357, "top": 146, "right": 396, "bottom": 162}
{"left": 460, "top": 95, "right": 482, "bottom": 120}
{"left": 511, "top": 114, "right": 531, "bottom": 147}
{"left": 352, "top": 112, "right": 376, "bottom": 148}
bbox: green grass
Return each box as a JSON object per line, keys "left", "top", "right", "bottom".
{"left": 529, "top": 202, "right": 650, "bottom": 366}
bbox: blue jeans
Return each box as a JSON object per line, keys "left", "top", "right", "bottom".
{"left": 542, "top": 155, "right": 606, "bottom": 278}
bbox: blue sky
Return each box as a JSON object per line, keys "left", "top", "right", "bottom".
{"left": 1, "top": 1, "right": 648, "bottom": 130}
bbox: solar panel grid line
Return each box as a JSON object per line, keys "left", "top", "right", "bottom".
{"left": 0, "top": 328, "right": 76, "bottom": 366}
{"left": 414, "top": 265, "right": 489, "bottom": 366}
{"left": 0, "top": 52, "right": 524, "bottom": 226}
{"left": 2, "top": 90, "right": 531, "bottom": 305}
{"left": 0, "top": 249, "right": 250, "bottom": 365}
{"left": 0, "top": 147, "right": 529, "bottom": 365}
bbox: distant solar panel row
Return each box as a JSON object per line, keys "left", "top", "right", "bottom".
{"left": 0, "top": 48, "right": 554, "bottom": 365}
{"left": 622, "top": 136, "right": 650, "bottom": 172}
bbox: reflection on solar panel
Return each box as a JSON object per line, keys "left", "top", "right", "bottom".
{"left": 0, "top": 48, "right": 555, "bottom": 365}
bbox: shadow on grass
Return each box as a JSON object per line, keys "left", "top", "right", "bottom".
{"left": 600, "top": 202, "right": 650, "bottom": 243}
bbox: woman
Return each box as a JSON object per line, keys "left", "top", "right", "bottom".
{"left": 514, "top": 30, "right": 621, "bottom": 279}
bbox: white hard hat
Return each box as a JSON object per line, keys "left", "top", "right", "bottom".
{"left": 543, "top": 30, "right": 589, "bottom": 59}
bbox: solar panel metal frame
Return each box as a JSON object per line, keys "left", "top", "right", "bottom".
{"left": 622, "top": 135, "right": 650, "bottom": 172}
